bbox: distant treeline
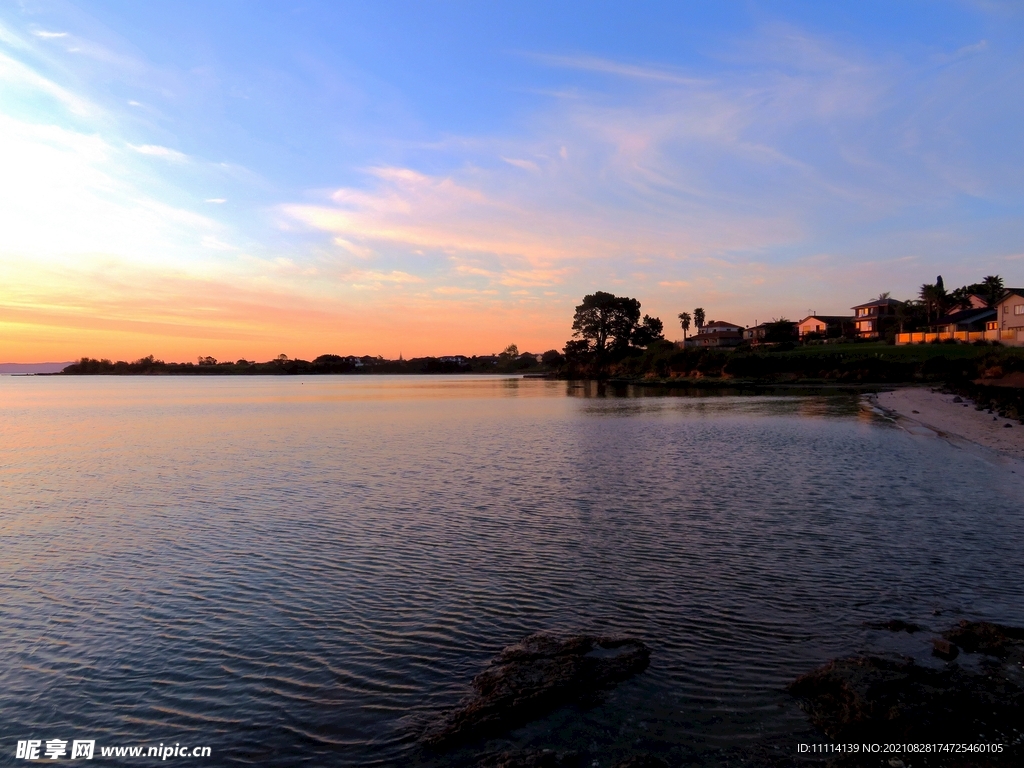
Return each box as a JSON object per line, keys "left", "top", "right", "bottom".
{"left": 62, "top": 349, "right": 565, "bottom": 376}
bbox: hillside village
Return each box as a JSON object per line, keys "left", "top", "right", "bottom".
{"left": 681, "top": 277, "right": 1024, "bottom": 349}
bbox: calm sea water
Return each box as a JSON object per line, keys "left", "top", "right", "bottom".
{"left": 2, "top": 376, "right": 1022, "bottom": 766}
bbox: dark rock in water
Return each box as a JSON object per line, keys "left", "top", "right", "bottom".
{"left": 474, "top": 751, "right": 666, "bottom": 768}
{"left": 943, "top": 619, "right": 1024, "bottom": 658}
{"left": 789, "top": 652, "right": 1024, "bottom": 759}
{"left": 864, "top": 619, "right": 923, "bottom": 633}
{"left": 475, "top": 749, "right": 579, "bottom": 768}
{"left": 612, "top": 757, "right": 670, "bottom": 768}
{"left": 425, "top": 633, "right": 650, "bottom": 748}
{"left": 953, "top": 396, "right": 963, "bottom": 403}
{"left": 931, "top": 638, "right": 958, "bottom": 660}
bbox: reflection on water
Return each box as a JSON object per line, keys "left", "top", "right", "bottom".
{"left": 1, "top": 375, "right": 1022, "bottom": 766}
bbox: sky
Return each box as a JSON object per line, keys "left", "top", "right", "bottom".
{"left": 1, "top": 1, "right": 1023, "bottom": 362}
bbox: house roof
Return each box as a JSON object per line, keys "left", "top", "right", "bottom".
{"left": 997, "top": 288, "right": 1024, "bottom": 303}
{"left": 692, "top": 330, "right": 743, "bottom": 339}
{"left": 702, "top": 320, "right": 742, "bottom": 328}
{"left": 851, "top": 298, "right": 903, "bottom": 310}
{"left": 932, "top": 307, "right": 996, "bottom": 327}
{"left": 797, "top": 315, "right": 853, "bottom": 325}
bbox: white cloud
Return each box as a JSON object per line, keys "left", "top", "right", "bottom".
{"left": 501, "top": 156, "right": 539, "bottom": 172}
{"left": 128, "top": 143, "right": 187, "bottom": 161}
{"left": 201, "top": 236, "right": 237, "bottom": 251}
{"left": 955, "top": 39, "right": 989, "bottom": 56}
{"left": 0, "top": 49, "right": 93, "bottom": 115}
{"left": 32, "top": 30, "right": 68, "bottom": 39}
{"left": 205, "top": 198, "right": 227, "bottom": 204}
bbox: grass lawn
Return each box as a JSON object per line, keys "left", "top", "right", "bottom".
{"left": 765, "top": 342, "right": 1024, "bottom": 363}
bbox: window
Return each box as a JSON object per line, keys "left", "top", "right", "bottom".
{"left": 1015, "top": 304, "right": 1024, "bottom": 316}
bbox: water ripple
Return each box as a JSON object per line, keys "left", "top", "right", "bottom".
{"left": 2, "top": 376, "right": 1023, "bottom": 766}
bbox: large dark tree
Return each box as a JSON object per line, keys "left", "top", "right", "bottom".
{"left": 567, "top": 292, "right": 664, "bottom": 371}
{"left": 570, "top": 291, "right": 642, "bottom": 355}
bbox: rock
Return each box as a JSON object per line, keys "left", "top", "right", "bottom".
{"left": 612, "top": 757, "right": 670, "bottom": 768}
{"left": 931, "top": 638, "right": 959, "bottom": 660}
{"left": 911, "top": 409, "right": 920, "bottom": 414}
{"left": 789, "top": 654, "right": 1024, "bottom": 747}
{"left": 474, "top": 752, "right": 668, "bottom": 768}
{"left": 864, "top": 619, "right": 923, "bottom": 633}
{"left": 943, "top": 620, "right": 1024, "bottom": 659}
{"left": 952, "top": 396, "right": 963, "bottom": 403}
{"left": 1005, "top": 423, "right": 1013, "bottom": 428}
{"left": 425, "top": 633, "right": 650, "bottom": 748}
{"left": 475, "top": 750, "right": 579, "bottom": 768}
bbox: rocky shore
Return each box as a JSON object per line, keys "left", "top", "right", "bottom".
{"left": 424, "top": 621, "right": 1024, "bottom": 767}
{"left": 789, "top": 620, "right": 1024, "bottom": 766}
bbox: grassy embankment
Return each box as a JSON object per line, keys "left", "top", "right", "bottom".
{"left": 607, "top": 340, "right": 1024, "bottom": 400}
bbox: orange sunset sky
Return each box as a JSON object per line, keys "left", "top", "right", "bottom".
{"left": 2, "top": 3, "right": 1022, "bottom": 363}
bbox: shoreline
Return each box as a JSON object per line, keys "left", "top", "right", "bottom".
{"left": 870, "top": 387, "right": 1024, "bottom": 462}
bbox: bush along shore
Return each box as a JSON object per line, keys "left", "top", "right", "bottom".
{"left": 578, "top": 340, "right": 1024, "bottom": 392}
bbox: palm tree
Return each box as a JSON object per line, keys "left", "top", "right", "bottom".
{"left": 694, "top": 307, "right": 706, "bottom": 333}
{"left": 919, "top": 283, "right": 946, "bottom": 324}
{"left": 982, "top": 275, "right": 1004, "bottom": 308}
{"left": 678, "top": 312, "right": 691, "bottom": 342}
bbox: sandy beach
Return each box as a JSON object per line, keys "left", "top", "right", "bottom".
{"left": 874, "top": 387, "right": 1024, "bottom": 462}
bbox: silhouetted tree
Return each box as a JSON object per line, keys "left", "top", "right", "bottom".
{"left": 678, "top": 312, "right": 691, "bottom": 342}
{"left": 764, "top": 318, "right": 797, "bottom": 343}
{"left": 571, "top": 292, "right": 642, "bottom": 356}
{"left": 566, "top": 291, "right": 664, "bottom": 375}
{"left": 632, "top": 315, "right": 665, "bottom": 348}
{"left": 693, "top": 307, "right": 706, "bottom": 333}
{"left": 919, "top": 283, "right": 947, "bottom": 324}
{"left": 982, "top": 275, "right": 1004, "bottom": 307}
{"left": 541, "top": 349, "right": 564, "bottom": 367}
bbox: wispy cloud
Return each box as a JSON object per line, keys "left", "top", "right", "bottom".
{"left": 525, "top": 52, "right": 706, "bottom": 85}
{"left": 129, "top": 143, "right": 187, "bottom": 161}
{"left": 955, "top": 39, "right": 989, "bottom": 56}
{"left": 32, "top": 30, "right": 68, "bottom": 39}
{"left": 501, "top": 156, "right": 539, "bottom": 172}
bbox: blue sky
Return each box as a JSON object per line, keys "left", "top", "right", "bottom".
{"left": 1, "top": 1, "right": 1022, "bottom": 360}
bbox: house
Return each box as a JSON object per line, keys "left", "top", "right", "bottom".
{"left": 851, "top": 298, "right": 902, "bottom": 339}
{"left": 994, "top": 288, "right": 1024, "bottom": 338}
{"left": 931, "top": 307, "right": 996, "bottom": 334}
{"left": 744, "top": 323, "right": 768, "bottom": 343}
{"left": 797, "top": 315, "right": 854, "bottom": 339}
{"left": 744, "top": 320, "right": 799, "bottom": 345}
{"left": 685, "top": 320, "right": 744, "bottom": 348}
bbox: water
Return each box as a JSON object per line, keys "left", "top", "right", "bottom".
{"left": 2, "top": 376, "right": 1022, "bottom": 766}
